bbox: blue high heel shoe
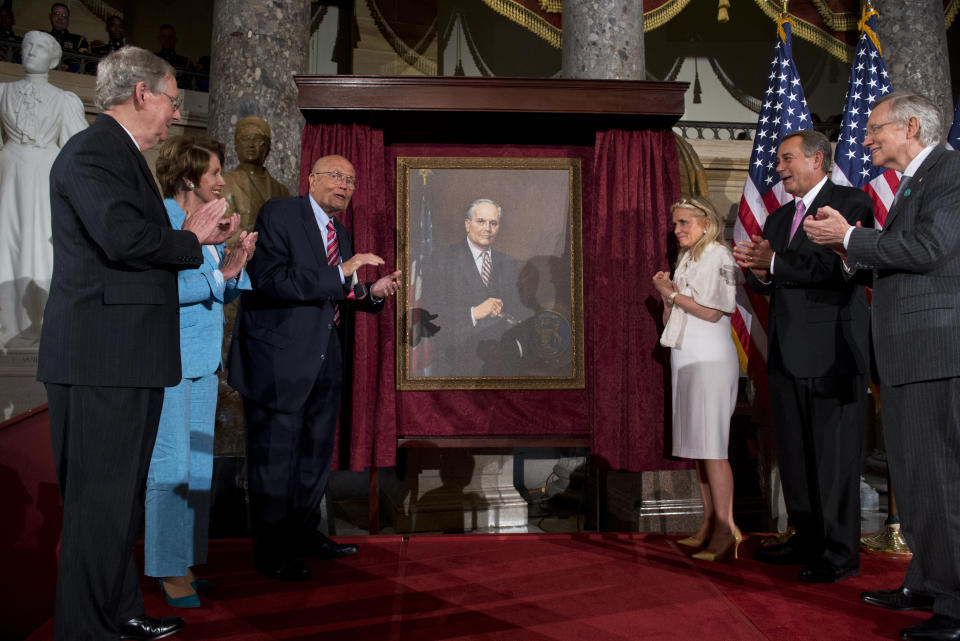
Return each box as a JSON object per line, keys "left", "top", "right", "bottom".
{"left": 156, "top": 578, "right": 201, "bottom": 608}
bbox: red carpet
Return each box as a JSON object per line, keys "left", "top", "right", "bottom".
{"left": 25, "top": 533, "right": 922, "bottom": 641}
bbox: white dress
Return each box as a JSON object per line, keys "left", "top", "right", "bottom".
{"left": 662, "top": 242, "right": 740, "bottom": 460}
{"left": 0, "top": 76, "right": 86, "bottom": 345}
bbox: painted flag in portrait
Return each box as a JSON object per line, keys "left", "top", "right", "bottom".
{"left": 948, "top": 96, "right": 960, "bottom": 150}
{"left": 831, "top": 5, "right": 897, "bottom": 229}
{"left": 409, "top": 172, "right": 435, "bottom": 375}
{"left": 731, "top": 15, "right": 811, "bottom": 379}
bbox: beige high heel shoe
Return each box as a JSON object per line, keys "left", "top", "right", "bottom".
{"left": 677, "top": 535, "right": 706, "bottom": 548}
{"left": 692, "top": 527, "right": 743, "bottom": 562}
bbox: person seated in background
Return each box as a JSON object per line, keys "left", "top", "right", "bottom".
{"left": 92, "top": 16, "right": 127, "bottom": 55}
{"left": 0, "top": 7, "right": 21, "bottom": 62}
{"left": 48, "top": 2, "right": 87, "bottom": 54}
{"left": 145, "top": 135, "right": 257, "bottom": 608}
{"left": 155, "top": 23, "right": 191, "bottom": 69}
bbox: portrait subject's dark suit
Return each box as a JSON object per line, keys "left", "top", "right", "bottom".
{"left": 846, "top": 146, "right": 960, "bottom": 617}
{"left": 228, "top": 195, "right": 382, "bottom": 565}
{"left": 746, "top": 180, "right": 873, "bottom": 570}
{"left": 38, "top": 114, "right": 203, "bottom": 639}
{"left": 421, "top": 241, "right": 524, "bottom": 376}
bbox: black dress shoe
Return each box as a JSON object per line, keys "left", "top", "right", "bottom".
{"left": 753, "top": 541, "right": 811, "bottom": 565}
{"left": 798, "top": 561, "right": 859, "bottom": 583}
{"left": 300, "top": 532, "right": 359, "bottom": 560}
{"left": 900, "top": 614, "right": 960, "bottom": 641}
{"left": 119, "top": 615, "right": 185, "bottom": 641}
{"left": 862, "top": 585, "right": 935, "bottom": 611}
{"left": 255, "top": 559, "right": 312, "bottom": 581}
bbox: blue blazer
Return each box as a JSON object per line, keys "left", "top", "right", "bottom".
{"left": 165, "top": 199, "right": 251, "bottom": 379}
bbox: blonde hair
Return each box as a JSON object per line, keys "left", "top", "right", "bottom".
{"left": 671, "top": 196, "right": 723, "bottom": 263}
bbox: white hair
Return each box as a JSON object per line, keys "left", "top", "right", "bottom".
{"left": 95, "top": 46, "right": 174, "bottom": 111}
{"left": 466, "top": 198, "right": 502, "bottom": 221}
{"left": 874, "top": 92, "right": 944, "bottom": 147}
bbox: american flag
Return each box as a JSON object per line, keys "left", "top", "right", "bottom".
{"left": 948, "top": 97, "right": 960, "bottom": 150}
{"left": 831, "top": 5, "right": 897, "bottom": 228}
{"left": 731, "top": 16, "right": 811, "bottom": 374}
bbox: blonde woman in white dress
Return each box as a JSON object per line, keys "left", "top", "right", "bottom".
{"left": 653, "top": 197, "right": 742, "bottom": 562}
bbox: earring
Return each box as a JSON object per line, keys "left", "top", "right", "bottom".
{"left": 186, "top": 181, "right": 195, "bottom": 190}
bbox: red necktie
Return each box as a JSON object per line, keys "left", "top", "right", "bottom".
{"left": 327, "top": 220, "right": 341, "bottom": 324}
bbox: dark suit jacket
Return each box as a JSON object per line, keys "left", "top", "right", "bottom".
{"left": 847, "top": 146, "right": 960, "bottom": 386}
{"left": 420, "top": 241, "right": 524, "bottom": 376}
{"left": 38, "top": 114, "right": 203, "bottom": 387}
{"left": 227, "top": 196, "right": 383, "bottom": 413}
{"left": 746, "top": 180, "right": 873, "bottom": 379}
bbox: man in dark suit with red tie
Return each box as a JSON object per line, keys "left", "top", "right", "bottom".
{"left": 229, "top": 155, "right": 401, "bottom": 581}
{"left": 734, "top": 129, "right": 873, "bottom": 584}
{"left": 39, "top": 46, "right": 237, "bottom": 641}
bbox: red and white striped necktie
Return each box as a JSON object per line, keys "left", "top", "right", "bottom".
{"left": 480, "top": 250, "right": 491, "bottom": 287}
{"left": 327, "top": 220, "right": 341, "bottom": 324}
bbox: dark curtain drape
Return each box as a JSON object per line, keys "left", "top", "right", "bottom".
{"left": 589, "top": 129, "right": 683, "bottom": 471}
{"left": 300, "top": 123, "right": 397, "bottom": 471}
{"left": 299, "top": 122, "right": 683, "bottom": 472}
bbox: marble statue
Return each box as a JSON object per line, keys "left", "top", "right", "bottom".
{"left": 222, "top": 116, "right": 289, "bottom": 230}
{"left": 0, "top": 31, "right": 87, "bottom": 346}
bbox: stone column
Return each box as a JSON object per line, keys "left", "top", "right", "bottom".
{"left": 561, "top": 0, "right": 644, "bottom": 80}
{"left": 208, "top": 0, "right": 310, "bottom": 194}
{"left": 873, "top": 0, "right": 952, "bottom": 137}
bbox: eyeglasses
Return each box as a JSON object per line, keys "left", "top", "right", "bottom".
{"left": 866, "top": 120, "right": 897, "bottom": 135}
{"left": 158, "top": 90, "right": 183, "bottom": 111}
{"left": 312, "top": 170, "right": 357, "bottom": 188}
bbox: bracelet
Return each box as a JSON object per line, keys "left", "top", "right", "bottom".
{"left": 667, "top": 292, "right": 678, "bottom": 305}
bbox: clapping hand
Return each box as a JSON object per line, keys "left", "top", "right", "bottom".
{"left": 183, "top": 198, "right": 239, "bottom": 246}
{"left": 652, "top": 271, "right": 677, "bottom": 299}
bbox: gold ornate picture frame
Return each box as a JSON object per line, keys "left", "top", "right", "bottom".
{"left": 396, "top": 156, "right": 584, "bottom": 390}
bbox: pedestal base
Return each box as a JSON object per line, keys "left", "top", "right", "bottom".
{"left": 381, "top": 449, "right": 528, "bottom": 533}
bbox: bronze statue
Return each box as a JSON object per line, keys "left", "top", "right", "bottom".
{"left": 221, "top": 116, "right": 289, "bottom": 230}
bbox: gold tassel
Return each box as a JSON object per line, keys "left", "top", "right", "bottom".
{"left": 718, "top": 0, "right": 730, "bottom": 23}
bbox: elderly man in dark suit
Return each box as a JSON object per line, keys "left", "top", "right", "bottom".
{"left": 806, "top": 92, "right": 960, "bottom": 641}
{"left": 229, "top": 155, "right": 401, "bottom": 581}
{"left": 734, "top": 129, "right": 873, "bottom": 584}
{"left": 39, "top": 46, "right": 237, "bottom": 641}
{"left": 420, "top": 198, "right": 525, "bottom": 377}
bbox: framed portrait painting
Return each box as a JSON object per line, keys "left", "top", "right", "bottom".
{"left": 396, "top": 157, "right": 584, "bottom": 390}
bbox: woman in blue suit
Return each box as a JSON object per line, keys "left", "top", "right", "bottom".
{"left": 145, "top": 136, "right": 257, "bottom": 607}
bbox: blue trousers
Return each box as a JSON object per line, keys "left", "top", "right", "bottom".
{"left": 144, "top": 373, "right": 218, "bottom": 577}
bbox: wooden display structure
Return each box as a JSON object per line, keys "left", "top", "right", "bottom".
{"left": 295, "top": 75, "right": 688, "bottom": 532}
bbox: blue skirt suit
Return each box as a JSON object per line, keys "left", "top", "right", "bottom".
{"left": 144, "top": 199, "right": 250, "bottom": 577}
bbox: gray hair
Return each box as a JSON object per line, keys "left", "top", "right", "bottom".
{"left": 781, "top": 129, "right": 833, "bottom": 174}
{"left": 95, "top": 46, "right": 175, "bottom": 111}
{"left": 874, "top": 92, "right": 943, "bottom": 147}
{"left": 466, "top": 198, "right": 502, "bottom": 221}
{"left": 23, "top": 30, "right": 62, "bottom": 69}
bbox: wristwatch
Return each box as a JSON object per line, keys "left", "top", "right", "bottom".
{"left": 668, "top": 292, "right": 678, "bottom": 305}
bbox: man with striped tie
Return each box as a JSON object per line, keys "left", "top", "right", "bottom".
{"left": 805, "top": 92, "right": 960, "bottom": 641}
{"left": 229, "top": 154, "right": 401, "bottom": 581}
{"left": 421, "top": 198, "right": 525, "bottom": 377}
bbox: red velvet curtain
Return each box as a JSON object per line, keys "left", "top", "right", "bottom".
{"left": 300, "top": 123, "right": 397, "bottom": 471}
{"left": 589, "top": 129, "right": 683, "bottom": 471}
{"left": 300, "top": 122, "right": 683, "bottom": 472}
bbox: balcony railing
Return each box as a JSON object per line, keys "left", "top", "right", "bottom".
{"left": 0, "top": 39, "right": 209, "bottom": 92}
{"left": 675, "top": 120, "right": 843, "bottom": 142}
